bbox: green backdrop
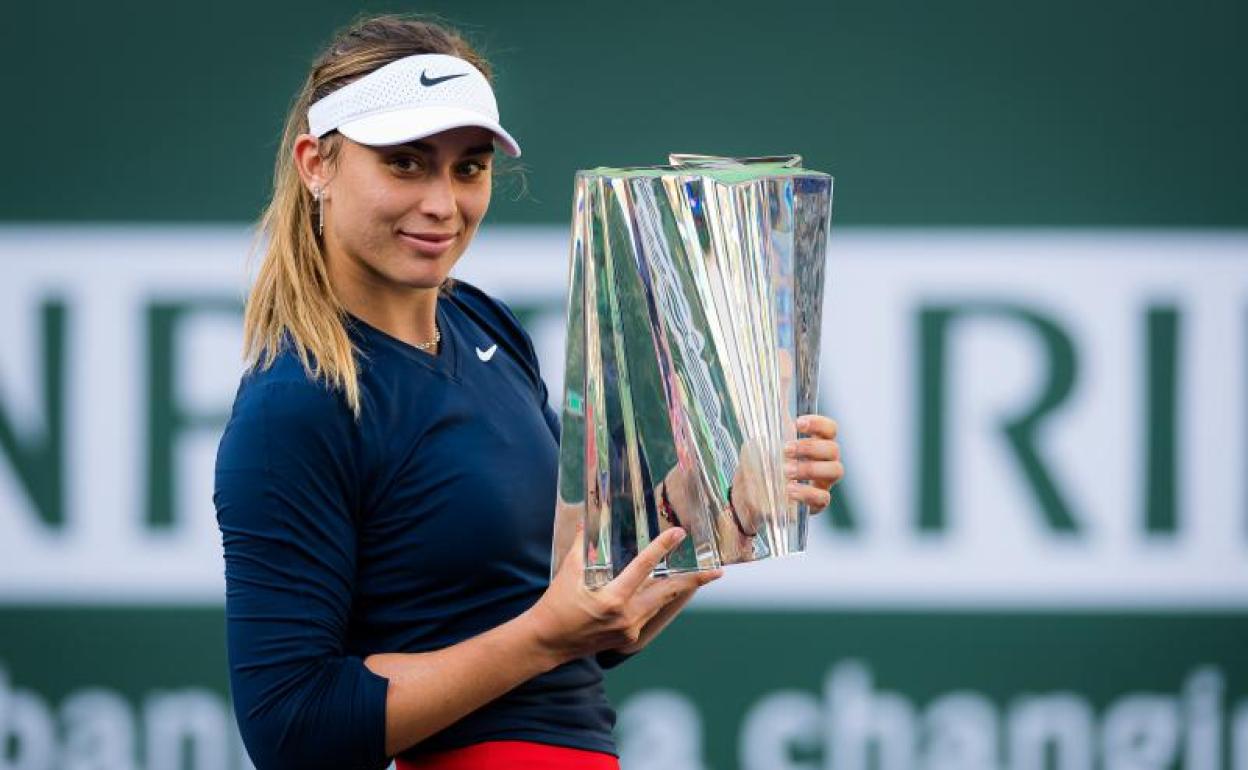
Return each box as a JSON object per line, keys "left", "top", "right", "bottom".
{"left": 2, "top": 0, "right": 1244, "bottom": 226}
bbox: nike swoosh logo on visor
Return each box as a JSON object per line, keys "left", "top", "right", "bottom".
{"left": 421, "top": 71, "right": 469, "bottom": 87}
{"left": 476, "top": 344, "right": 498, "bottom": 362}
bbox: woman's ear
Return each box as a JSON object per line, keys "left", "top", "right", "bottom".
{"left": 293, "top": 134, "right": 329, "bottom": 193}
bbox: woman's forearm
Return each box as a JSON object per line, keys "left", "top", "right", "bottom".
{"left": 364, "top": 609, "right": 564, "bottom": 757}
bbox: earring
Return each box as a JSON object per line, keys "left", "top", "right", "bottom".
{"left": 313, "top": 185, "right": 325, "bottom": 236}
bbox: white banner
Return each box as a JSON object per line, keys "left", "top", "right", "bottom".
{"left": 0, "top": 226, "right": 1243, "bottom": 608}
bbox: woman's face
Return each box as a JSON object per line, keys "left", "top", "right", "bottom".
{"left": 317, "top": 126, "right": 495, "bottom": 293}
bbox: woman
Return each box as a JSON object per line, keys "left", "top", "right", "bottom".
{"left": 214, "top": 15, "right": 844, "bottom": 770}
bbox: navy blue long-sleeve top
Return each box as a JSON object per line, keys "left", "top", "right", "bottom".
{"left": 213, "top": 281, "right": 625, "bottom": 770}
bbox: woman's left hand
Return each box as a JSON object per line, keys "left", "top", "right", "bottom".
{"left": 611, "top": 567, "right": 724, "bottom": 656}
{"left": 784, "top": 414, "right": 843, "bottom": 512}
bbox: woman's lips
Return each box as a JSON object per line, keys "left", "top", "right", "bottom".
{"left": 399, "top": 231, "right": 456, "bottom": 257}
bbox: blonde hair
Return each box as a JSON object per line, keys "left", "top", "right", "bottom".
{"left": 243, "top": 15, "right": 494, "bottom": 419}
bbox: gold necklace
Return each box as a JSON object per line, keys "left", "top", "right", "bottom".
{"left": 411, "top": 322, "right": 440, "bottom": 352}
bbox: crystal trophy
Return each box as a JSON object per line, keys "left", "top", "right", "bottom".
{"left": 551, "top": 154, "right": 832, "bottom": 588}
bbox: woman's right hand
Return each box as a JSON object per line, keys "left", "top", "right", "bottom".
{"left": 524, "top": 525, "right": 711, "bottom": 664}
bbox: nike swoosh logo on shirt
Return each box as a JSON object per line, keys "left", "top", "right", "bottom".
{"left": 476, "top": 344, "right": 498, "bottom": 362}
{"left": 421, "top": 71, "right": 469, "bottom": 87}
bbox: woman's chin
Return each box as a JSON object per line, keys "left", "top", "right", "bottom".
{"left": 396, "top": 272, "right": 451, "bottom": 291}
{"left": 384, "top": 253, "right": 458, "bottom": 290}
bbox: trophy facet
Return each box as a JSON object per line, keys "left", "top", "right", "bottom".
{"left": 551, "top": 155, "right": 833, "bottom": 588}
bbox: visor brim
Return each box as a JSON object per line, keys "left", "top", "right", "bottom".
{"left": 337, "top": 105, "right": 521, "bottom": 157}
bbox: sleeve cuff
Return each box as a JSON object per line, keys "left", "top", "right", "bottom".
{"left": 595, "top": 649, "right": 638, "bottom": 670}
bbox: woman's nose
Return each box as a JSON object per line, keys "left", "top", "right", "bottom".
{"left": 418, "top": 172, "right": 458, "bottom": 221}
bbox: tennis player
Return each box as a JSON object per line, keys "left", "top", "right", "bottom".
{"left": 214, "top": 15, "right": 844, "bottom": 770}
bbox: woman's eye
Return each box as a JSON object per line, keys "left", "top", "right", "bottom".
{"left": 457, "top": 160, "right": 489, "bottom": 178}
{"left": 388, "top": 156, "right": 424, "bottom": 173}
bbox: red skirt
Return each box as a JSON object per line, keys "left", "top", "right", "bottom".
{"left": 396, "top": 740, "right": 620, "bottom": 770}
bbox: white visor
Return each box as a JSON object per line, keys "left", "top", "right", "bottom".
{"left": 307, "top": 53, "right": 521, "bottom": 157}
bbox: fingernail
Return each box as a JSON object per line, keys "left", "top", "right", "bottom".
{"left": 672, "top": 529, "right": 687, "bottom": 542}
{"left": 785, "top": 461, "right": 799, "bottom": 478}
{"left": 797, "top": 415, "right": 810, "bottom": 430}
{"left": 783, "top": 441, "right": 797, "bottom": 457}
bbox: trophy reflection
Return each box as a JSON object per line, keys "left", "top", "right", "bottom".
{"left": 551, "top": 154, "right": 833, "bottom": 588}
